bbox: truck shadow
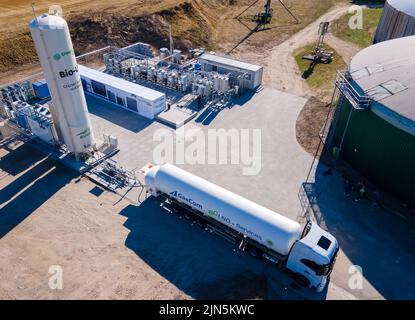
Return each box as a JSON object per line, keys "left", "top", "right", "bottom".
{"left": 301, "top": 162, "right": 415, "bottom": 299}
{"left": 120, "top": 197, "right": 327, "bottom": 300}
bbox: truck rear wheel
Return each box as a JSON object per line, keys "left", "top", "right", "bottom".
{"left": 184, "top": 212, "right": 192, "bottom": 220}
{"left": 247, "top": 245, "right": 260, "bottom": 258}
{"left": 171, "top": 204, "right": 180, "bottom": 214}
{"left": 196, "top": 219, "right": 206, "bottom": 228}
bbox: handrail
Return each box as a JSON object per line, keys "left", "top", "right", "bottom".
{"left": 335, "top": 70, "right": 372, "bottom": 110}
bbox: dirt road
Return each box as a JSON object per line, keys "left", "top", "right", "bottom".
{"left": 325, "top": 33, "right": 361, "bottom": 64}
{"left": 262, "top": 3, "right": 356, "bottom": 97}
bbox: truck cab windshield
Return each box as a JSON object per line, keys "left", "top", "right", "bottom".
{"left": 301, "top": 259, "right": 334, "bottom": 276}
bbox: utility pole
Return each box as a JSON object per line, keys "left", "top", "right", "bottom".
{"left": 169, "top": 24, "right": 174, "bottom": 56}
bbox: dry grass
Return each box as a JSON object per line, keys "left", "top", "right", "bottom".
{"left": 331, "top": 7, "right": 383, "bottom": 48}
{"left": 214, "top": 0, "right": 345, "bottom": 53}
{"left": 0, "top": 0, "right": 346, "bottom": 83}
{"left": 296, "top": 96, "right": 331, "bottom": 157}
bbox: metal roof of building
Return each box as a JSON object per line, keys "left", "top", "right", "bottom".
{"left": 198, "top": 53, "right": 262, "bottom": 72}
{"left": 388, "top": 0, "right": 415, "bottom": 17}
{"left": 349, "top": 35, "right": 415, "bottom": 124}
{"left": 79, "top": 65, "right": 165, "bottom": 102}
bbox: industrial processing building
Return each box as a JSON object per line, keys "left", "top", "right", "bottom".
{"left": 79, "top": 65, "right": 166, "bottom": 119}
{"left": 197, "top": 54, "right": 263, "bottom": 90}
{"left": 0, "top": 11, "right": 263, "bottom": 171}
{"left": 374, "top": 0, "right": 415, "bottom": 43}
{"left": 332, "top": 36, "right": 415, "bottom": 206}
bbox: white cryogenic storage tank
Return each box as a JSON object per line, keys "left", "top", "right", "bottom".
{"left": 29, "top": 13, "right": 94, "bottom": 155}
{"left": 145, "top": 164, "right": 302, "bottom": 256}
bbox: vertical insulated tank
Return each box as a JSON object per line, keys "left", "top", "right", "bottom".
{"left": 29, "top": 13, "right": 94, "bottom": 154}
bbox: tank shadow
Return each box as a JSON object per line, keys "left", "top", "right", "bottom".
{"left": 0, "top": 138, "right": 45, "bottom": 176}
{"left": 0, "top": 144, "right": 77, "bottom": 238}
{"left": 300, "top": 159, "right": 415, "bottom": 299}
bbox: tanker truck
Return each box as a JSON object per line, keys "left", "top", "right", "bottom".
{"left": 143, "top": 163, "right": 339, "bottom": 292}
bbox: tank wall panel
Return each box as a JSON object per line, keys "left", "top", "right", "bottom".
{"left": 332, "top": 99, "right": 415, "bottom": 206}
{"left": 375, "top": 1, "right": 415, "bottom": 43}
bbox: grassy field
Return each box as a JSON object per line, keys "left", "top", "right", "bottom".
{"left": 294, "top": 43, "right": 346, "bottom": 101}
{"left": 330, "top": 7, "right": 383, "bottom": 48}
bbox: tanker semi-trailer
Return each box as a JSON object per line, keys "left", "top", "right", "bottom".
{"left": 144, "top": 163, "right": 339, "bottom": 292}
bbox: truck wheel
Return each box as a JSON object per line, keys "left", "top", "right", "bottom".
{"left": 294, "top": 273, "right": 311, "bottom": 288}
{"left": 171, "top": 204, "right": 180, "bottom": 214}
{"left": 196, "top": 219, "right": 206, "bottom": 228}
{"left": 184, "top": 212, "right": 192, "bottom": 220}
{"left": 247, "top": 246, "right": 259, "bottom": 258}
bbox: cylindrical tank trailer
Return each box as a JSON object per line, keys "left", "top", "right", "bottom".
{"left": 144, "top": 163, "right": 339, "bottom": 292}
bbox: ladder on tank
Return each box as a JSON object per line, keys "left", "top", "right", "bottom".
{"left": 299, "top": 89, "right": 341, "bottom": 220}
{"left": 332, "top": 70, "right": 373, "bottom": 159}
{"left": 299, "top": 70, "right": 373, "bottom": 218}
{"left": 335, "top": 71, "right": 372, "bottom": 110}
{"left": 304, "top": 84, "right": 342, "bottom": 185}
{"left": 305, "top": 70, "right": 373, "bottom": 183}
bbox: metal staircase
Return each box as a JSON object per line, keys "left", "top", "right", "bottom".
{"left": 299, "top": 69, "right": 372, "bottom": 218}
{"left": 335, "top": 71, "right": 372, "bottom": 110}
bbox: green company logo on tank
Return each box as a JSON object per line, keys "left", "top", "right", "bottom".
{"left": 77, "top": 128, "right": 91, "bottom": 139}
{"left": 207, "top": 210, "right": 219, "bottom": 218}
{"left": 53, "top": 49, "right": 74, "bottom": 61}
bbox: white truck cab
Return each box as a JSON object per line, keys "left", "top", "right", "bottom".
{"left": 286, "top": 221, "right": 339, "bottom": 292}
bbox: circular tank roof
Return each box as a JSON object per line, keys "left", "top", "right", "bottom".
{"left": 29, "top": 13, "right": 67, "bottom": 30}
{"left": 349, "top": 35, "right": 415, "bottom": 135}
{"left": 387, "top": 0, "right": 415, "bottom": 17}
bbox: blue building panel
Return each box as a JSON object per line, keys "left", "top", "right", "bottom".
{"left": 32, "top": 80, "right": 50, "bottom": 99}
